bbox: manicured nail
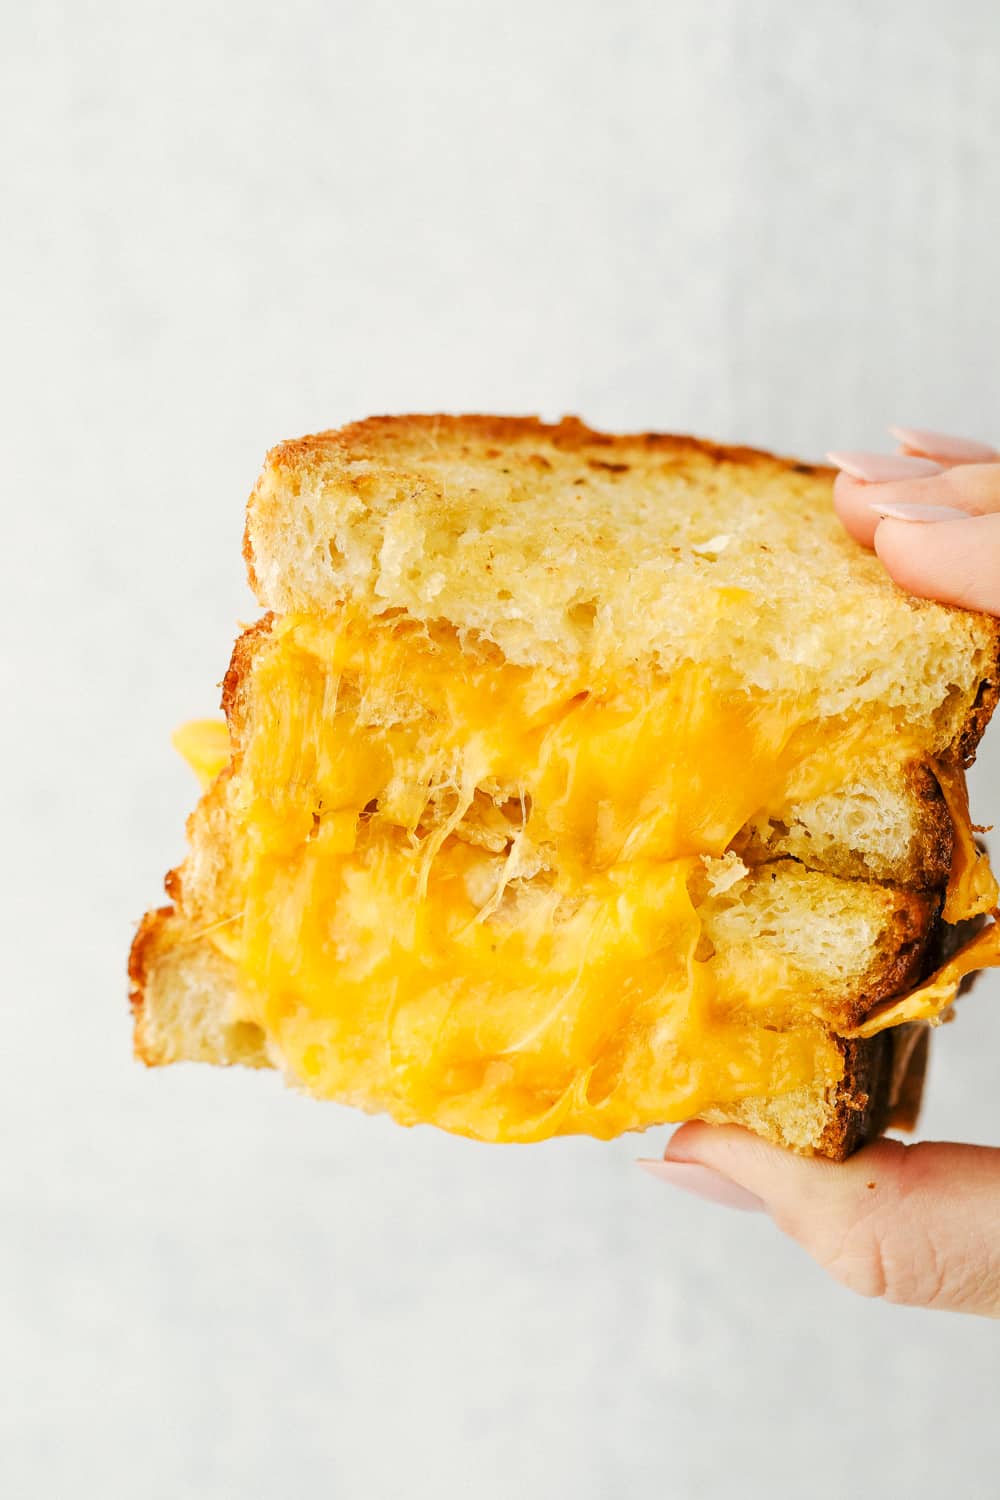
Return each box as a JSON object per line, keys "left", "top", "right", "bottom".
{"left": 826, "top": 451, "right": 944, "bottom": 482}
{"left": 889, "top": 425, "right": 997, "bottom": 463}
{"left": 868, "top": 501, "right": 971, "bottom": 524}
{"left": 636, "top": 1159, "right": 765, "bottom": 1212}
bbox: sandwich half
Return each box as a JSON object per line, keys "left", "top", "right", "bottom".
{"left": 130, "top": 416, "right": 1000, "bottom": 1157}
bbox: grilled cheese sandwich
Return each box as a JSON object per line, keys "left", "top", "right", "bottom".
{"left": 130, "top": 416, "right": 1000, "bottom": 1157}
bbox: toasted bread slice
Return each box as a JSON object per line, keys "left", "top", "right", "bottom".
{"left": 733, "top": 762, "right": 955, "bottom": 889}
{"left": 131, "top": 416, "right": 1000, "bottom": 1156}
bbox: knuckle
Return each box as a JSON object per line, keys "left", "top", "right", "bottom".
{"left": 814, "top": 1149, "right": 951, "bottom": 1308}
{"left": 825, "top": 1223, "right": 947, "bottom": 1308}
{"left": 822, "top": 1216, "right": 891, "bottom": 1301}
{"left": 780, "top": 1142, "right": 1000, "bottom": 1314}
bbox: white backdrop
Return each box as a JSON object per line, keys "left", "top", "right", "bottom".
{"left": 4, "top": 3, "right": 1000, "bottom": 1496}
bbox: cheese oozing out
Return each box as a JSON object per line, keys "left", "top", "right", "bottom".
{"left": 174, "top": 613, "right": 1000, "bottom": 1142}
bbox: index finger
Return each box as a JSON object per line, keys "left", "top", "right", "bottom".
{"left": 833, "top": 464, "right": 1000, "bottom": 550}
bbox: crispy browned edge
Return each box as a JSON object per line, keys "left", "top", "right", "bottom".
{"left": 833, "top": 767, "right": 1000, "bottom": 1159}
{"left": 838, "top": 890, "right": 940, "bottom": 1031}
{"left": 128, "top": 904, "right": 170, "bottom": 1060}
{"left": 905, "top": 763, "right": 955, "bottom": 887}
{"left": 821, "top": 718, "right": 998, "bottom": 1158}
{"left": 822, "top": 1025, "right": 930, "bottom": 1160}
{"left": 128, "top": 615, "right": 279, "bottom": 1055}
{"left": 136, "top": 415, "right": 1000, "bottom": 1154}
{"left": 824, "top": 802, "right": 997, "bottom": 1159}
{"left": 221, "top": 612, "right": 275, "bottom": 733}
{"left": 736, "top": 760, "right": 956, "bottom": 890}
{"left": 955, "top": 637, "right": 1000, "bottom": 767}
{"left": 256, "top": 412, "right": 816, "bottom": 476}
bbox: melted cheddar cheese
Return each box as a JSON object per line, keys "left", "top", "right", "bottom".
{"left": 172, "top": 719, "right": 230, "bottom": 788}
{"left": 934, "top": 762, "right": 999, "bottom": 922}
{"left": 848, "top": 921, "right": 1000, "bottom": 1038}
{"left": 173, "top": 613, "right": 999, "bottom": 1141}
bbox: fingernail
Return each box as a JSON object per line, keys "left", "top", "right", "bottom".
{"left": 826, "top": 451, "right": 944, "bottom": 482}
{"left": 636, "top": 1159, "right": 765, "bottom": 1212}
{"left": 889, "top": 425, "right": 997, "bottom": 463}
{"left": 868, "top": 501, "right": 971, "bottom": 524}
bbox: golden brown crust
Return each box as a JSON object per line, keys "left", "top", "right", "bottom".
{"left": 129, "top": 618, "right": 278, "bottom": 1063}
{"left": 821, "top": 1032, "right": 898, "bottom": 1159}
{"left": 734, "top": 758, "right": 956, "bottom": 890}
{"left": 128, "top": 905, "right": 171, "bottom": 1063}
{"left": 261, "top": 412, "right": 818, "bottom": 483}
{"left": 817, "top": 887, "right": 938, "bottom": 1033}
{"left": 953, "top": 617, "right": 1000, "bottom": 767}
{"left": 821, "top": 1023, "right": 931, "bottom": 1159}
{"left": 902, "top": 762, "right": 954, "bottom": 888}
{"left": 221, "top": 612, "right": 275, "bottom": 742}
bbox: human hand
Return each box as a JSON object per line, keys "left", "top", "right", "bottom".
{"left": 640, "top": 427, "right": 1000, "bottom": 1317}
{"left": 829, "top": 424, "right": 1000, "bottom": 613}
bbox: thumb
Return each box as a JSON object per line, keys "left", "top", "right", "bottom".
{"left": 643, "top": 1123, "right": 1000, "bottom": 1317}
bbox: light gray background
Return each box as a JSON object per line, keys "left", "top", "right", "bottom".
{"left": 3, "top": 2, "right": 1000, "bottom": 1496}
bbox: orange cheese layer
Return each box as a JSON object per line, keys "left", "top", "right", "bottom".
{"left": 847, "top": 921, "right": 1000, "bottom": 1039}
{"left": 174, "top": 613, "right": 996, "bottom": 1142}
{"left": 934, "top": 762, "right": 999, "bottom": 922}
{"left": 172, "top": 719, "right": 230, "bottom": 789}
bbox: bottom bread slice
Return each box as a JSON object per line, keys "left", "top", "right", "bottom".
{"left": 130, "top": 907, "right": 929, "bottom": 1160}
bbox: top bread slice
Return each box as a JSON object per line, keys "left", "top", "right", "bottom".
{"left": 245, "top": 415, "right": 1000, "bottom": 752}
